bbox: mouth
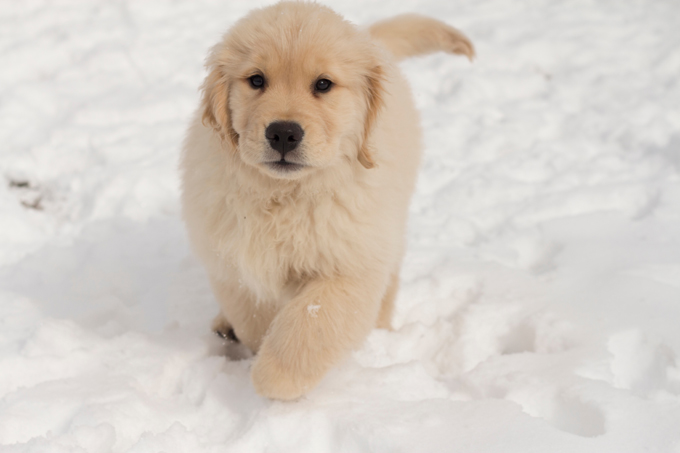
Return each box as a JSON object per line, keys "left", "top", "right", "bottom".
{"left": 265, "top": 160, "right": 305, "bottom": 173}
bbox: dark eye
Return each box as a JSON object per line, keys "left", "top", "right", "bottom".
{"left": 249, "top": 75, "right": 265, "bottom": 89}
{"left": 314, "top": 78, "right": 332, "bottom": 93}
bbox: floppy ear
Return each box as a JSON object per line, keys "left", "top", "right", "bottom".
{"left": 201, "top": 65, "right": 239, "bottom": 150}
{"left": 358, "top": 65, "right": 386, "bottom": 169}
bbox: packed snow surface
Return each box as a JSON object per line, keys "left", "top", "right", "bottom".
{"left": 1, "top": 0, "right": 680, "bottom": 451}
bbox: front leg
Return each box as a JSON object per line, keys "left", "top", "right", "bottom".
{"left": 251, "top": 272, "right": 388, "bottom": 400}
{"left": 209, "top": 275, "right": 277, "bottom": 353}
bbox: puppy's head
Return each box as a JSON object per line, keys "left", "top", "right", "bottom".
{"left": 201, "top": 2, "right": 385, "bottom": 180}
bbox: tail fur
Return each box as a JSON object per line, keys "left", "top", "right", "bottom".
{"left": 369, "top": 14, "right": 475, "bottom": 62}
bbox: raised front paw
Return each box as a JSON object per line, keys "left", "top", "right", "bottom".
{"left": 251, "top": 348, "right": 320, "bottom": 401}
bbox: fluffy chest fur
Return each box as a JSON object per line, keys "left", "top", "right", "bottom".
{"left": 215, "top": 164, "right": 378, "bottom": 302}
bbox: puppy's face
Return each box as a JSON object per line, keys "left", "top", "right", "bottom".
{"left": 201, "top": 3, "right": 384, "bottom": 180}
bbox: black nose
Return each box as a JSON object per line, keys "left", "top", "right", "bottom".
{"left": 265, "top": 121, "right": 304, "bottom": 158}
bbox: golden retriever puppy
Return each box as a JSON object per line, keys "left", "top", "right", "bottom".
{"left": 180, "top": 1, "right": 473, "bottom": 400}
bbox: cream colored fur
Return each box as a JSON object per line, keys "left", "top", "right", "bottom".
{"left": 180, "top": 2, "right": 473, "bottom": 400}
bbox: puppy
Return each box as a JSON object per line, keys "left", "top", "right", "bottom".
{"left": 180, "top": 1, "right": 474, "bottom": 400}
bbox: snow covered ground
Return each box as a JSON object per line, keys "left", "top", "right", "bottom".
{"left": 1, "top": 0, "right": 680, "bottom": 451}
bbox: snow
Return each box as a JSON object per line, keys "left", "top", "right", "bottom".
{"left": 1, "top": 0, "right": 680, "bottom": 451}
{"left": 307, "top": 304, "right": 321, "bottom": 318}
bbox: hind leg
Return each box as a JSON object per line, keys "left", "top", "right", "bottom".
{"left": 376, "top": 270, "right": 399, "bottom": 330}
